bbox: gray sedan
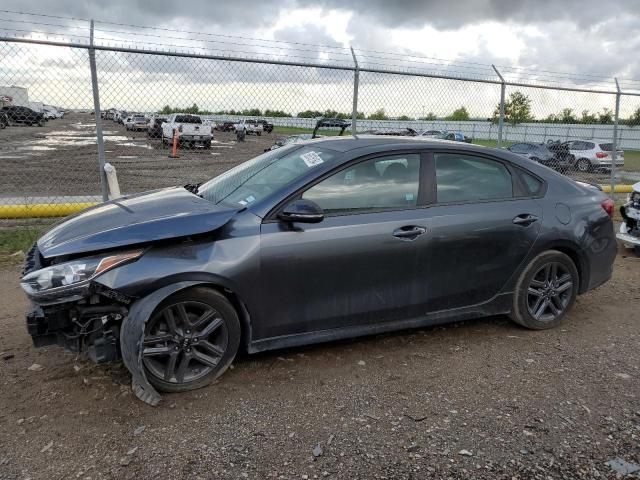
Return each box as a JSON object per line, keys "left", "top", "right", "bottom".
{"left": 21, "top": 137, "right": 617, "bottom": 404}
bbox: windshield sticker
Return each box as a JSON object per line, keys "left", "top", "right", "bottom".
{"left": 238, "top": 200, "right": 248, "bottom": 206}
{"left": 301, "top": 151, "right": 324, "bottom": 168}
{"left": 405, "top": 193, "right": 415, "bottom": 201}
{"left": 245, "top": 195, "right": 256, "bottom": 204}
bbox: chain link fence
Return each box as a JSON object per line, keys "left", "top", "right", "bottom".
{"left": 1, "top": 33, "right": 640, "bottom": 224}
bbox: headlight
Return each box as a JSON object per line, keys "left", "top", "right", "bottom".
{"left": 21, "top": 250, "right": 143, "bottom": 298}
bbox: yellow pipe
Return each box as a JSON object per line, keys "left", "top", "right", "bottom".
{"left": 0, "top": 184, "right": 637, "bottom": 218}
{"left": 600, "top": 184, "right": 634, "bottom": 193}
{"left": 0, "top": 202, "right": 97, "bottom": 219}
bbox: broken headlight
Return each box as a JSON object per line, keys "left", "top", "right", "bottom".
{"left": 21, "top": 250, "right": 143, "bottom": 299}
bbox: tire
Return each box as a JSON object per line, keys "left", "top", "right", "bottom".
{"left": 203, "top": 140, "right": 211, "bottom": 149}
{"left": 576, "top": 158, "right": 591, "bottom": 173}
{"left": 142, "top": 287, "right": 241, "bottom": 393}
{"left": 510, "top": 250, "right": 579, "bottom": 330}
{"left": 257, "top": 131, "right": 262, "bottom": 136}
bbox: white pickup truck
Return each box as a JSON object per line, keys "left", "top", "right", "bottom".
{"left": 161, "top": 114, "right": 213, "bottom": 148}
{"left": 233, "top": 119, "right": 264, "bottom": 136}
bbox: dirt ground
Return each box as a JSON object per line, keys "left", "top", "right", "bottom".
{"left": 0, "top": 251, "right": 639, "bottom": 480}
{"left": 0, "top": 113, "right": 271, "bottom": 199}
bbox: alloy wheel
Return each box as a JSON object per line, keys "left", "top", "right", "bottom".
{"left": 142, "top": 301, "right": 228, "bottom": 384}
{"left": 526, "top": 262, "right": 574, "bottom": 322}
{"left": 576, "top": 159, "right": 590, "bottom": 172}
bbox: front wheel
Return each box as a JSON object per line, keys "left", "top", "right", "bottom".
{"left": 510, "top": 251, "right": 578, "bottom": 330}
{"left": 141, "top": 287, "right": 241, "bottom": 393}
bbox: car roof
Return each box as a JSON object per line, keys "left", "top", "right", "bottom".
{"left": 299, "top": 134, "right": 480, "bottom": 153}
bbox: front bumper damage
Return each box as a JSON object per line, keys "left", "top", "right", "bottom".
{"left": 23, "top": 243, "right": 208, "bottom": 406}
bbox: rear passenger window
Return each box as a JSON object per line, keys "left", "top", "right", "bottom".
{"left": 435, "top": 153, "right": 512, "bottom": 203}
{"left": 517, "top": 170, "right": 544, "bottom": 197}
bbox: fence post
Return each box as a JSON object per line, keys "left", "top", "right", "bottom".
{"left": 610, "top": 78, "right": 621, "bottom": 197}
{"left": 350, "top": 47, "right": 359, "bottom": 135}
{"left": 492, "top": 65, "right": 505, "bottom": 148}
{"left": 89, "top": 20, "right": 109, "bottom": 202}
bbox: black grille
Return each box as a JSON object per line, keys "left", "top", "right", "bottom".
{"left": 22, "top": 242, "right": 43, "bottom": 277}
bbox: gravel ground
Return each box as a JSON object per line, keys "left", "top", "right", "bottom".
{"left": 1, "top": 252, "right": 639, "bottom": 479}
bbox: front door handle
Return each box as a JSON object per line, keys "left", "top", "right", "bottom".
{"left": 392, "top": 226, "right": 427, "bottom": 240}
{"left": 513, "top": 214, "right": 539, "bottom": 226}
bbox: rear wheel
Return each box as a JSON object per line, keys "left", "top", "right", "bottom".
{"left": 576, "top": 158, "right": 591, "bottom": 172}
{"left": 510, "top": 251, "right": 578, "bottom": 330}
{"left": 142, "top": 287, "right": 241, "bottom": 393}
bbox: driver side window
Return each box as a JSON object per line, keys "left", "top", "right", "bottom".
{"left": 302, "top": 154, "right": 421, "bottom": 215}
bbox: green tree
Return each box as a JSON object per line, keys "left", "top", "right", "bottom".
{"left": 446, "top": 106, "right": 470, "bottom": 121}
{"left": 493, "top": 91, "right": 533, "bottom": 125}
{"left": 397, "top": 115, "right": 412, "bottom": 121}
{"left": 598, "top": 108, "right": 613, "bottom": 124}
{"left": 297, "top": 110, "right": 324, "bottom": 118}
{"left": 560, "top": 108, "right": 577, "bottom": 123}
{"left": 628, "top": 107, "right": 640, "bottom": 126}
{"left": 264, "top": 109, "right": 292, "bottom": 117}
{"left": 419, "top": 112, "right": 437, "bottom": 121}
{"left": 580, "top": 109, "right": 597, "bottom": 123}
{"left": 368, "top": 109, "right": 389, "bottom": 120}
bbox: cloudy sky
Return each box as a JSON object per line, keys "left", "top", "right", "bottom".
{"left": 1, "top": 1, "right": 639, "bottom": 118}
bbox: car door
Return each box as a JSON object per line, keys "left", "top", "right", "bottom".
{"left": 423, "top": 151, "right": 543, "bottom": 312}
{"left": 257, "top": 152, "right": 431, "bottom": 339}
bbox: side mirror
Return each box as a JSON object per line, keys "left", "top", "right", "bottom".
{"left": 278, "top": 199, "right": 324, "bottom": 224}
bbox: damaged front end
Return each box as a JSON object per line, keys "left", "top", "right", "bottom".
{"left": 617, "top": 182, "right": 640, "bottom": 251}
{"left": 21, "top": 244, "right": 140, "bottom": 365}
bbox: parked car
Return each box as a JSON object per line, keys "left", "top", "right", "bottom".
{"left": 126, "top": 115, "right": 148, "bottom": 131}
{"left": 20, "top": 137, "right": 616, "bottom": 405}
{"left": 0, "top": 110, "right": 7, "bottom": 129}
{"left": 366, "top": 127, "right": 418, "bottom": 136}
{"left": 116, "top": 111, "right": 129, "bottom": 125}
{"left": 234, "top": 119, "right": 264, "bottom": 136}
{"left": 1, "top": 106, "right": 46, "bottom": 126}
{"left": 161, "top": 113, "right": 212, "bottom": 148}
{"left": 508, "top": 142, "right": 574, "bottom": 172}
{"left": 147, "top": 117, "right": 167, "bottom": 139}
{"left": 617, "top": 181, "right": 640, "bottom": 253}
{"left": 256, "top": 119, "right": 274, "bottom": 133}
{"left": 215, "top": 121, "right": 236, "bottom": 132}
{"left": 564, "top": 140, "right": 624, "bottom": 172}
{"left": 419, "top": 129, "right": 446, "bottom": 137}
{"left": 436, "top": 131, "right": 472, "bottom": 143}
{"left": 265, "top": 134, "right": 315, "bottom": 151}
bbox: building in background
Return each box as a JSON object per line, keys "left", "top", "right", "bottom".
{"left": 0, "top": 85, "right": 29, "bottom": 107}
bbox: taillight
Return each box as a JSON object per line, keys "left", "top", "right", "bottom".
{"left": 601, "top": 198, "right": 614, "bottom": 218}
{"left": 596, "top": 151, "right": 607, "bottom": 158}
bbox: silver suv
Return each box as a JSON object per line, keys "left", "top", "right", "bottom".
{"left": 566, "top": 140, "right": 624, "bottom": 172}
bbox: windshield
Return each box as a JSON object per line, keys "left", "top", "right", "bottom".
{"left": 197, "top": 146, "right": 338, "bottom": 207}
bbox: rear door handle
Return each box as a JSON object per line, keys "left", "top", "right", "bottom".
{"left": 392, "top": 226, "right": 427, "bottom": 240}
{"left": 513, "top": 214, "right": 539, "bottom": 226}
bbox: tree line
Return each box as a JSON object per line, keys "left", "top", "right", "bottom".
{"left": 158, "top": 95, "right": 640, "bottom": 126}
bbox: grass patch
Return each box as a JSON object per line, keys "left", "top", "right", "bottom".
{"left": 0, "top": 228, "right": 42, "bottom": 265}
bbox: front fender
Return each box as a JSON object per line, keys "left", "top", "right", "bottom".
{"left": 121, "top": 281, "right": 211, "bottom": 406}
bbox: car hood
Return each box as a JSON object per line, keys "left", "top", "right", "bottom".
{"left": 38, "top": 187, "right": 239, "bottom": 258}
